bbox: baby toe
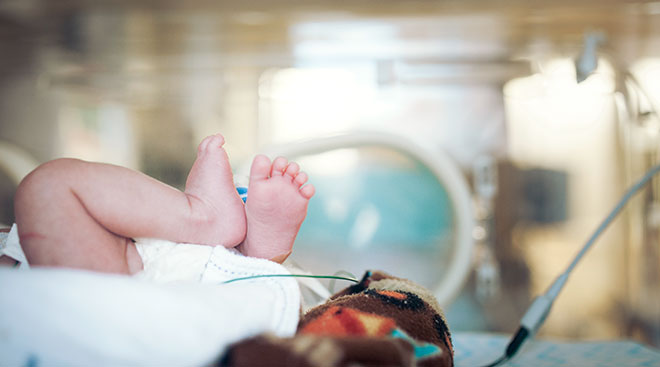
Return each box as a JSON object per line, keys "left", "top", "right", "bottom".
{"left": 209, "top": 134, "right": 225, "bottom": 149}
{"left": 250, "top": 154, "right": 272, "bottom": 181}
{"left": 271, "top": 157, "right": 288, "bottom": 176}
{"left": 285, "top": 162, "right": 300, "bottom": 179}
{"left": 197, "top": 135, "right": 214, "bottom": 155}
{"left": 294, "top": 172, "right": 308, "bottom": 187}
{"left": 300, "top": 184, "right": 315, "bottom": 199}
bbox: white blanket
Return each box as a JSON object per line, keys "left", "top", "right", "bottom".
{"left": 0, "top": 230, "right": 301, "bottom": 366}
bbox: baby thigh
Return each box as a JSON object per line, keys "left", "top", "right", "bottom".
{"left": 14, "top": 158, "right": 141, "bottom": 274}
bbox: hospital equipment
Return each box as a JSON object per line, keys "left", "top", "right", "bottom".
{"left": 472, "top": 155, "right": 500, "bottom": 301}
{"left": 483, "top": 162, "right": 660, "bottom": 367}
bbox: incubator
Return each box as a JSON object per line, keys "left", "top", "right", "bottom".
{"left": 1, "top": 1, "right": 660, "bottom": 365}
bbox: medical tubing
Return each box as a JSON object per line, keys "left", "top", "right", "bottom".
{"left": 480, "top": 162, "right": 660, "bottom": 367}
{"left": 222, "top": 274, "right": 359, "bottom": 284}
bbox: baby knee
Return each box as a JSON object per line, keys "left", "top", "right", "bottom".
{"left": 15, "top": 158, "right": 85, "bottom": 204}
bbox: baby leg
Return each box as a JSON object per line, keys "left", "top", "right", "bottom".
{"left": 14, "top": 134, "right": 246, "bottom": 274}
{"left": 239, "top": 155, "right": 315, "bottom": 263}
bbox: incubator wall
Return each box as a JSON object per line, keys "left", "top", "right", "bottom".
{"left": 0, "top": 0, "right": 659, "bottom": 349}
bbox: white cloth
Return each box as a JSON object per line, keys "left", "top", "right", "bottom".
{"left": 134, "top": 238, "right": 225, "bottom": 283}
{"left": 0, "top": 229, "right": 301, "bottom": 366}
{"left": 0, "top": 223, "right": 29, "bottom": 269}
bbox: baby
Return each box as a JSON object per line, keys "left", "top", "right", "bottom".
{"left": 10, "top": 133, "right": 315, "bottom": 274}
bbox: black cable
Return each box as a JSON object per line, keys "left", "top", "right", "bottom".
{"left": 481, "top": 353, "right": 508, "bottom": 367}
{"left": 479, "top": 327, "right": 528, "bottom": 367}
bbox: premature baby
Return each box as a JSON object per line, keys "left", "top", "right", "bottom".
{"left": 11, "top": 133, "right": 315, "bottom": 274}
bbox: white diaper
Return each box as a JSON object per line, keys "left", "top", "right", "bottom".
{"left": 1, "top": 224, "right": 292, "bottom": 287}
{"left": 133, "top": 238, "right": 216, "bottom": 283}
{"left": 132, "top": 237, "right": 293, "bottom": 286}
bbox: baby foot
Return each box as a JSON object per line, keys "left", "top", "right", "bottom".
{"left": 240, "top": 155, "right": 315, "bottom": 263}
{"left": 184, "top": 134, "right": 247, "bottom": 247}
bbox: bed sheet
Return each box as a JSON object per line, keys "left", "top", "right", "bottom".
{"left": 453, "top": 332, "right": 660, "bottom": 367}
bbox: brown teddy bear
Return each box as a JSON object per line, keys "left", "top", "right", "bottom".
{"left": 221, "top": 270, "right": 453, "bottom": 367}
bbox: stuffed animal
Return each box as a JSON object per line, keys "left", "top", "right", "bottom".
{"left": 221, "top": 270, "right": 453, "bottom": 367}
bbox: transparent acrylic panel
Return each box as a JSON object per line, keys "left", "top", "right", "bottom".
{"left": 291, "top": 145, "right": 456, "bottom": 289}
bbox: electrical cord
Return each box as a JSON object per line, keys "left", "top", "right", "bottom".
{"left": 481, "top": 162, "right": 660, "bottom": 367}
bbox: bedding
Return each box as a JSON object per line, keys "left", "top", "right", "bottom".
{"left": 222, "top": 270, "right": 454, "bottom": 367}
{"left": 0, "top": 242, "right": 300, "bottom": 366}
{"left": 0, "top": 224, "right": 28, "bottom": 269}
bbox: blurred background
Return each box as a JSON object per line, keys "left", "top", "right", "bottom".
{"left": 1, "top": 0, "right": 659, "bottom": 349}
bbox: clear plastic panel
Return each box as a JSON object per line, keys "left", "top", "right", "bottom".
{"left": 291, "top": 146, "right": 456, "bottom": 289}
